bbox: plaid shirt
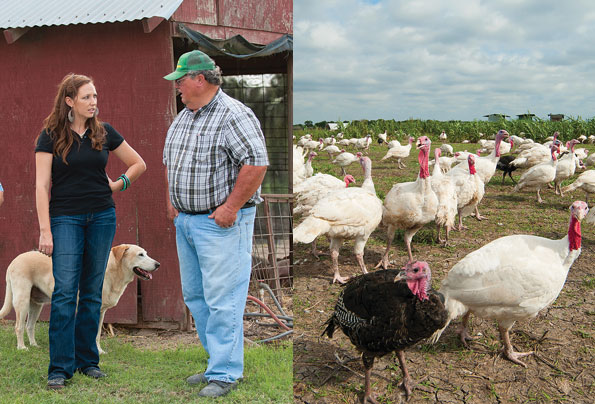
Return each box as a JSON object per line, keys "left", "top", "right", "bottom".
{"left": 163, "top": 89, "right": 269, "bottom": 213}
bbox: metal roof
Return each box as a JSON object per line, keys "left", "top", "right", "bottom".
{"left": 0, "top": 0, "right": 183, "bottom": 29}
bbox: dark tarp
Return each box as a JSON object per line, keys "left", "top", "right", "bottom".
{"left": 178, "top": 23, "right": 292, "bottom": 59}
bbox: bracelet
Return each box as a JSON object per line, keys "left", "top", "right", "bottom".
{"left": 118, "top": 174, "right": 131, "bottom": 191}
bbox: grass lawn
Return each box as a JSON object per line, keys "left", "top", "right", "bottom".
{"left": 0, "top": 322, "right": 292, "bottom": 404}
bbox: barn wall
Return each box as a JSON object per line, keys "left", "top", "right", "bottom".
{"left": 0, "top": 20, "right": 186, "bottom": 325}
{"left": 173, "top": 0, "right": 292, "bottom": 43}
{"left": 0, "top": 0, "right": 292, "bottom": 330}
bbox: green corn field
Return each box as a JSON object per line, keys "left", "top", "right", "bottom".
{"left": 296, "top": 116, "right": 595, "bottom": 143}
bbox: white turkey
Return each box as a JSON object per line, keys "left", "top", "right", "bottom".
{"left": 303, "top": 138, "right": 324, "bottom": 154}
{"left": 304, "top": 151, "right": 317, "bottom": 178}
{"left": 561, "top": 169, "right": 595, "bottom": 203}
{"left": 428, "top": 152, "right": 460, "bottom": 173}
{"left": 440, "top": 143, "right": 454, "bottom": 156}
{"left": 448, "top": 154, "right": 485, "bottom": 230}
{"left": 294, "top": 174, "right": 356, "bottom": 216}
{"left": 511, "top": 132, "right": 559, "bottom": 167}
{"left": 514, "top": 141, "right": 561, "bottom": 203}
{"left": 355, "top": 134, "right": 372, "bottom": 151}
{"left": 479, "top": 137, "right": 513, "bottom": 155}
{"left": 573, "top": 147, "right": 588, "bottom": 160}
{"left": 297, "top": 134, "right": 312, "bottom": 147}
{"left": 431, "top": 148, "right": 457, "bottom": 244}
{"left": 322, "top": 144, "right": 341, "bottom": 158}
{"left": 332, "top": 150, "right": 362, "bottom": 176}
{"left": 449, "top": 129, "right": 508, "bottom": 220}
{"left": 381, "top": 136, "right": 415, "bottom": 169}
{"left": 323, "top": 261, "right": 448, "bottom": 401}
{"left": 337, "top": 138, "right": 351, "bottom": 147}
{"left": 585, "top": 153, "right": 595, "bottom": 167}
{"left": 553, "top": 139, "right": 581, "bottom": 196}
{"left": 387, "top": 139, "right": 401, "bottom": 149}
{"left": 293, "top": 156, "right": 383, "bottom": 284}
{"left": 323, "top": 135, "right": 336, "bottom": 146}
{"left": 376, "top": 136, "right": 438, "bottom": 267}
{"left": 430, "top": 201, "right": 588, "bottom": 367}
{"left": 294, "top": 173, "right": 356, "bottom": 257}
{"left": 293, "top": 145, "right": 307, "bottom": 187}
{"left": 377, "top": 130, "right": 388, "bottom": 144}
{"left": 439, "top": 130, "right": 447, "bottom": 140}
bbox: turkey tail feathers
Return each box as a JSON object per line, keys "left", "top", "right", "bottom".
{"left": 322, "top": 316, "right": 336, "bottom": 338}
{"left": 293, "top": 217, "right": 330, "bottom": 244}
{"left": 428, "top": 294, "right": 467, "bottom": 344}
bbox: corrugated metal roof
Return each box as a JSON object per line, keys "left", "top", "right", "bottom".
{"left": 0, "top": 0, "right": 183, "bottom": 29}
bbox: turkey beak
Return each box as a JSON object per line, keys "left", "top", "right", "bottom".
{"left": 394, "top": 270, "right": 407, "bottom": 282}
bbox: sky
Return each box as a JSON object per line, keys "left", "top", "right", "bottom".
{"left": 294, "top": 0, "right": 595, "bottom": 124}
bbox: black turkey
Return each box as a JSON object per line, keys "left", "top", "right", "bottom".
{"left": 496, "top": 154, "right": 518, "bottom": 184}
{"left": 323, "top": 261, "right": 447, "bottom": 402}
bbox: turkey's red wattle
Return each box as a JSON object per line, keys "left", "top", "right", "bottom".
{"left": 568, "top": 216, "right": 581, "bottom": 250}
{"left": 418, "top": 148, "right": 430, "bottom": 178}
{"left": 407, "top": 277, "right": 428, "bottom": 301}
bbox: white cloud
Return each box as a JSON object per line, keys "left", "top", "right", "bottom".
{"left": 294, "top": 0, "right": 595, "bottom": 123}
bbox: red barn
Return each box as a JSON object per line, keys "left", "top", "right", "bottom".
{"left": 0, "top": 0, "right": 292, "bottom": 329}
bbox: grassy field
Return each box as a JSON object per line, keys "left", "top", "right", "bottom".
{"left": 0, "top": 322, "right": 292, "bottom": 404}
{"left": 293, "top": 138, "right": 595, "bottom": 404}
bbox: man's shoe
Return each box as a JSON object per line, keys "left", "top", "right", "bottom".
{"left": 77, "top": 367, "right": 107, "bottom": 379}
{"left": 186, "top": 372, "right": 208, "bottom": 385}
{"left": 47, "top": 377, "right": 65, "bottom": 390}
{"left": 197, "top": 380, "right": 238, "bottom": 397}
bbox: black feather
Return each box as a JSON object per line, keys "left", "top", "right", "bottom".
{"left": 324, "top": 269, "right": 448, "bottom": 356}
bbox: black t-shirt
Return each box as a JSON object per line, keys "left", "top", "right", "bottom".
{"left": 35, "top": 123, "right": 124, "bottom": 216}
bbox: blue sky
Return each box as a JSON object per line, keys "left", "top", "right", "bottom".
{"left": 294, "top": 0, "right": 595, "bottom": 124}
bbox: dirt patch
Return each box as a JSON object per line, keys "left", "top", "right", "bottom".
{"left": 107, "top": 294, "right": 293, "bottom": 351}
{"left": 293, "top": 143, "right": 595, "bottom": 404}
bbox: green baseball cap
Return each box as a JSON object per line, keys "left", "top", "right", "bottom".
{"left": 163, "top": 50, "right": 216, "bottom": 80}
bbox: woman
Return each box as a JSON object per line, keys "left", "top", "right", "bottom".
{"left": 35, "top": 73, "right": 146, "bottom": 390}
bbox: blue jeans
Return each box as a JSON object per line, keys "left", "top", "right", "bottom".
{"left": 48, "top": 207, "right": 116, "bottom": 380}
{"left": 174, "top": 206, "right": 256, "bottom": 383}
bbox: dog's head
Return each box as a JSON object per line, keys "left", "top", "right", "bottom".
{"left": 112, "top": 244, "right": 160, "bottom": 280}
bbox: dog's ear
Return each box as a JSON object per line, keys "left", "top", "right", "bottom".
{"left": 112, "top": 244, "right": 130, "bottom": 261}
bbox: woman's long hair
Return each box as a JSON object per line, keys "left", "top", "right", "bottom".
{"left": 39, "top": 73, "right": 106, "bottom": 163}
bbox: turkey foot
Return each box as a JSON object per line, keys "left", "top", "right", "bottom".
{"left": 396, "top": 350, "right": 414, "bottom": 400}
{"left": 500, "top": 325, "right": 532, "bottom": 367}
{"left": 332, "top": 273, "right": 349, "bottom": 284}
{"left": 363, "top": 392, "right": 380, "bottom": 404}
{"left": 375, "top": 255, "right": 390, "bottom": 269}
{"left": 503, "top": 349, "right": 533, "bottom": 368}
{"left": 399, "top": 376, "right": 414, "bottom": 401}
{"left": 473, "top": 207, "right": 487, "bottom": 221}
{"left": 311, "top": 249, "right": 328, "bottom": 259}
{"left": 457, "top": 327, "right": 479, "bottom": 348}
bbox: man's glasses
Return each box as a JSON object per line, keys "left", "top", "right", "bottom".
{"left": 175, "top": 75, "right": 189, "bottom": 86}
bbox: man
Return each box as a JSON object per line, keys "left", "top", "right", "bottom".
{"left": 162, "top": 50, "right": 268, "bottom": 398}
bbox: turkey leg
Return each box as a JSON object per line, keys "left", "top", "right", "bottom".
{"left": 330, "top": 250, "right": 348, "bottom": 284}
{"left": 362, "top": 354, "right": 380, "bottom": 404}
{"left": 375, "top": 225, "right": 396, "bottom": 269}
{"left": 499, "top": 325, "right": 533, "bottom": 367}
{"left": 396, "top": 350, "right": 414, "bottom": 400}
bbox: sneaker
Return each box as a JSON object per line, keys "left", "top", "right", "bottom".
{"left": 47, "top": 377, "right": 65, "bottom": 390}
{"left": 77, "top": 367, "right": 107, "bottom": 379}
{"left": 197, "top": 380, "right": 238, "bottom": 397}
{"left": 186, "top": 372, "right": 208, "bottom": 385}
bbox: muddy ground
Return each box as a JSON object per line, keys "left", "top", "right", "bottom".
{"left": 293, "top": 142, "right": 595, "bottom": 404}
